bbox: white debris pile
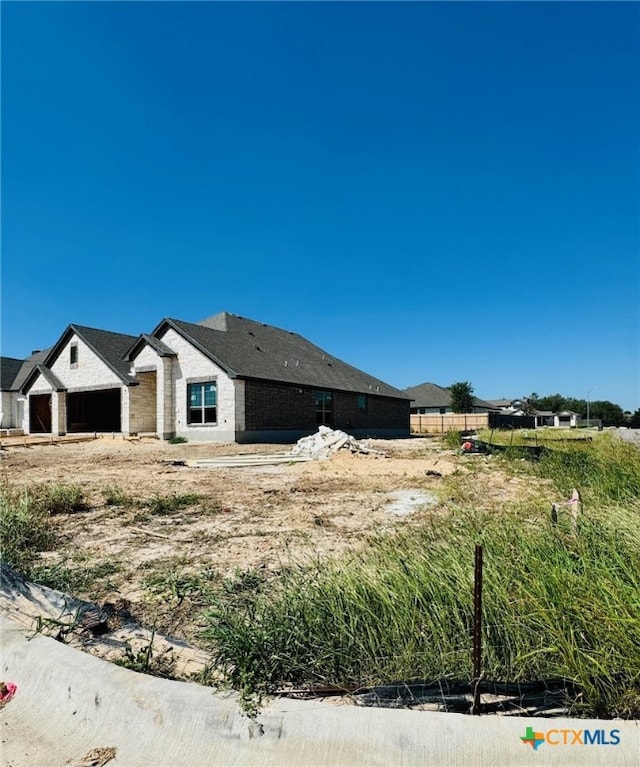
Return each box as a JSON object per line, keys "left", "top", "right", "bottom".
{"left": 289, "top": 426, "right": 386, "bottom": 460}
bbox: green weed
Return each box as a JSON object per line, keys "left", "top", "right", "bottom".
{"left": 442, "top": 430, "right": 462, "bottom": 449}
{"left": 102, "top": 486, "right": 135, "bottom": 507}
{"left": 114, "top": 629, "right": 177, "bottom": 678}
{"left": 30, "top": 558, "right": 122, "bottom": 593}
{"left": 143, "top": 493, "right": 201, "bottom": 515}
{"left": 30, "top": 482, "right": 87, "bottom": 515}
{"left": 0, "top": 485, "right": 58, "bottom": 572}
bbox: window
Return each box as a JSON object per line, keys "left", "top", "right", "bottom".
{"left": 70, "top": 344, "right": 78, "bottom": 367}
{"left": 187, "top": 381, "right": 217, "bottom": 424}
{"left": 314, "top": 390, "right": 333, "bottom": 426}
{"left": 358, "top": 395, "right": 368, "bottom": 414}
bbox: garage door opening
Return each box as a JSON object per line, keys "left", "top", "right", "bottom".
{"left": 67, "top": 389, "right": 121, "bottom": 433}
{"left": 29, "top": 394, "right": 52, "bottom": 433}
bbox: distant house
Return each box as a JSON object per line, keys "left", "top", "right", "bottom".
{"left": 485, "top": 399, "right": 587, "bottom": 428}
{"left": 485, "top": 398, "right": 526, "bottom": 413}
{"left": 533, "top": 410, "right": 555, "bottom": 428}
{"left": 1, "top": 350, "right": 51, "bottom": 432}
{"left": 553, "top": 410, "right": 582, "bottom": 428}
{"left": 1, "top": 312, "right": 410, "bottom": 442}
{"left": 403, "top": 382, "right": 496, "bottom": 414}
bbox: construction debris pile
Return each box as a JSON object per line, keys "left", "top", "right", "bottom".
{"left": 288, "top": 426, "right": 386, "bottom": 460}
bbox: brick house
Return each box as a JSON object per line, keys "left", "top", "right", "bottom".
{"left": 403, "top": 382, "right": 495, "bottom": 414}
{"left": 1, "top": 312, "right": 410, "bottom": 442}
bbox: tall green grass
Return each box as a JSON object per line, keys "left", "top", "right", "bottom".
{"left": 0, "top": 482, "right": 87, "bottom": 574}
{"left": 204, "top": 436, "right": 640, "bottom": 718}
{"left": 480, "top": 430, "right": 640, "bottom": 503}
{"left": 0, "top": 485, "right": 58, "bottom": 572}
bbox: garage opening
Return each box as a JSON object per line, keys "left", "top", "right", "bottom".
{"left": 67, "top": 389, "right": 121, "bottom": 433}
{"left": 29, "top": 394, "right": 52, "bottom": 433}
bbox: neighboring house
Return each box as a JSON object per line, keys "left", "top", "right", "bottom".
{"left": 403, "top": 382, "right": 496, "bottom": 414}
{"left": 485, "top": 398, "right": 526, "bottom": 413}
{"left": 2, "top": 325, "right": 139, "bottom": 436}
{"left": 1, "top": 312, "right": 411, "bottom": 442}
{"left": 0, "top": 349, "right": 51, "bottom": 431}
{"left": 531, "top": 410, "right": 585, "bottom": 428}
{"left": 467, "top": 398, "right": 586, "bottom": 429}
{"left": 553, "top": 410, "right": 582, "bottom": 428}
{"left": 533, "top": 410, "right": 555, "bottom": 428}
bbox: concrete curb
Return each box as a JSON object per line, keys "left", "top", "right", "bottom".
{"left": 1, "top": 616, "right": 638, "bottom": 767}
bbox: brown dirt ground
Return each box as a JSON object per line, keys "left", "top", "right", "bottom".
{"left": 0, "top": 434, "right": 550, "bottom": 655}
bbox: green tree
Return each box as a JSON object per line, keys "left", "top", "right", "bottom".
{"left": 565, "top": 398, "right": 587, "bottom": 416}
{"left": 450, "top": 381, "right": 474, "bottom": 413}
{"left": 628, "top": 409, "right": 640, "bottom": 428}
{"left": 536, "top": 393, "right": 566, "bottom": 412}
{"left": 523, "top": 393, "right": 539, "bottom": 415}
{"left": 526, "top": 392, "right": 630, "bottom": 424}
{"left": 589, "top": 401, "right": 625, "bottom": 426}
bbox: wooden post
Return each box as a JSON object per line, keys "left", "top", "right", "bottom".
{"left": 471, "top": 544, "right": 483, "bottom": 714}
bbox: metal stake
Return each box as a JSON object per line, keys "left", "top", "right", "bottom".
{"left": 471, "top": 544, "right": 483, "bottom": 715}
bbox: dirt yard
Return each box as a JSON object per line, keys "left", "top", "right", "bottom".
{"left": 1, "top": 434, "right": 547, "bottom": 665}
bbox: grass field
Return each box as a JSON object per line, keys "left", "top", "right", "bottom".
{"left": 1, "top": 430, "right": 639, "bottom": 718}
{"left": 204, "top": 432, "right": 640, "bottom": 718}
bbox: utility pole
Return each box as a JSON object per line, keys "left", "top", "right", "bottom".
{"left": 587, "top": 386, "right": 595, "bottom": 428}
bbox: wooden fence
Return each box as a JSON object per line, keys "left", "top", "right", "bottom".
{"left": 411, "top": 413, "right": 489, "bottom": 434}
{"left": 411, "top": 412, "right": 537, "bottom": 434}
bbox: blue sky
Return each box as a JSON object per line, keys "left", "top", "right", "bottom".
{"left": 2, "top": 1, "right": 639, "bottom": 410}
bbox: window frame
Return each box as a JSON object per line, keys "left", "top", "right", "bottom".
{"left": 186, "top": 380, "right": 218, "bottom": 426}
{"left": 70, "top": 344, "right": 78, "bottom": 368}
{"left": 314, "top": 389, "right": 334, "bottom": 426}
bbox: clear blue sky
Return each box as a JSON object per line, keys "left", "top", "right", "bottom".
{"left": 2, "top": 1, "right": 639, "bottom": 411}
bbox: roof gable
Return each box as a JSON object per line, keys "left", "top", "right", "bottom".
{"left": 43, "top": 324, "right": 138, "bottom": 385}
{"left": 125, "top": 334, "right": 177, "bottom": 362}
{"left": 21, "top": 364, "right": 66, "bottom": 394}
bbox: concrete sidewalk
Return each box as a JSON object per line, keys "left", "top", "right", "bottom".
{"left": 1, "top": 615, "right": 638, "bottom": 767}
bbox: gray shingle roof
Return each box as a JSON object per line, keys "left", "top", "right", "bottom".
{"left": 1, "top": 357, "right": 25, "bottom": 391}
{"left": 156, "top": 312, "right": 409, "bottom": 399}
{"left": 1, "top": 350, "right": 51, "bottom": 391}
{"left": 486, "top": 399, "right": 519, "bottom": 408}
{"left": 403, "top": 382, "right": 494, "bottom": 410}
{"left": 402, "top": 382, "right": 453, "bottom": 408}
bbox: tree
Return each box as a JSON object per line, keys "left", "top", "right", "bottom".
{"left": 588, "top": 400, "right": 625, "bottom": 426}
{"left": 525, "top": 391, "right": 631, "bottom": 424}
{"left": 536, "top": 393, "right": 566, "bottom": 413}
{"left": 628, "top": 409, "right": 640, "bottom": 428}
{"left": 523, "top": 392, "right": 539, "bottom": 415}
{"left": 450, "top": 381, "right": 474, "bottom": 413}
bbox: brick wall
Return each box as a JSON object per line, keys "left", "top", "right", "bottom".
{"left": 244, "top": 380, "right": 316, "bottom": 430}
{"left": 244, "top": 380, "right": 410, "bottom": 433}
{"left": 335, "top": 393, "right": 410, "bottom": 432}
